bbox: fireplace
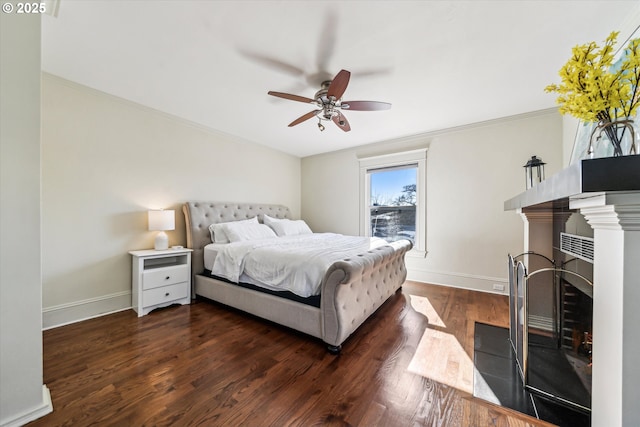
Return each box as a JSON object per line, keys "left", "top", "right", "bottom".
{"left": 509, "top": 209, "right": 594, "bottom": 414}
{"left": 504, "top": 156, "right": 640, "bottom": 425}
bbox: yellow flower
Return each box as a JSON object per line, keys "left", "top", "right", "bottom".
{"left": 545, "top": 32, "right": 640, "bottom": 123}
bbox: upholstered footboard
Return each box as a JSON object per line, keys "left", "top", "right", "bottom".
{"left": 320, "top": 239, "right": 412, "bottom": 352}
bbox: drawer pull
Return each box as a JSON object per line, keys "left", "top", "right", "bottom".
{"left": 165, "top": 276, "right": 170, "bottom": 280}
{"left": 165, "top": 292, "right": 170, "bottom": 297}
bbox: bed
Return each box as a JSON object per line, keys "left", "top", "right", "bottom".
{"left": 183, "top": 202, "right": 412, "bottom": 353}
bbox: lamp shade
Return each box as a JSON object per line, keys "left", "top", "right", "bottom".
{"left": 148, "top": 209, "right": 175, "bottom": 231}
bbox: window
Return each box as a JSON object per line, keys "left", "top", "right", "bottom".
{"left": 369, "top": 165, "right": 417, "bottom": 243}
{"left": 359, "top": 149, "right": 427, "bottom": 255}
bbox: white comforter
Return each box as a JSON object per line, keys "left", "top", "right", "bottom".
{"left": 211, "top": 233, "right": 387, "bottom": 297}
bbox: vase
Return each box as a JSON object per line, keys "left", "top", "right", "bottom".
{"left": 588, "top": 119, "right": 637, "bottom": 158}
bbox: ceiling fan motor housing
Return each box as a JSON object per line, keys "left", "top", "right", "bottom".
{"left": 314, "top": 80, "right": 333, "bottom": 99}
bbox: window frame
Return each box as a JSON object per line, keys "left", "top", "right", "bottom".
{"left": 359, "top": 148, "right": 427, "bottom": 256}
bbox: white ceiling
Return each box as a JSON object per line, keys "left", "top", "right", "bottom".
{"left": 41, "top": 1, "right": 639, "bottom": 158}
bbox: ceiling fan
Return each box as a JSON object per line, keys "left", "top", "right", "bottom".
{"left": 267, "top": 69, "right": 391, "bottom": 132}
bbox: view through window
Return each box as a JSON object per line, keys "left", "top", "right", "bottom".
{"left": 369, "top": 164, "right": 417, "bottom": 244}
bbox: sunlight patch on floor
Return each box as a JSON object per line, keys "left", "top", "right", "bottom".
{"left": 407, "top": 294, "right": 481, "bottom": 394}
{"left": 406, "top": 293, "right": 501, "bottom": 402}
{"left": 407, "top": 327, "right": 475, "bottom": 393}
{"left": 409, "top": 294, "right": 445, "bottom": 328}
{"left": 472, "top": 367, "right": 501, "bottom": 405}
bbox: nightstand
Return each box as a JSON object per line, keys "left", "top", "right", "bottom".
{"left": 129, "top": 248, "right": 193, "bottom": 317}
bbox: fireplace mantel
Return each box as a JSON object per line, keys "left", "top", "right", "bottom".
{"left": 505, "top": 155, "right": 640, "bottom": 427}
{"left": 505, "top": 156, "right": 640, "bottom": 211}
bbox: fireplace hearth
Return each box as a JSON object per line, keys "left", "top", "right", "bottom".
{"left": 473, "top": 322, "right": 591, "bottom": 426}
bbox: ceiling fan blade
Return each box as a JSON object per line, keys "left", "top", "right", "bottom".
{"left": 351, "top": 67, "right": 394, "bottom": 78}
{"left": 332, "top": 112, "right": 351, "bottom": 132}
{"left": 327, "top": 69, "right": 350, "bottom": 99}
{"left": 341, "top": 101, "right": 392, "bottom": 111}
{"left": 239, "top": 50, "right": 306, "bottom": 78}
{"left": 316, "top": 9, "right": 338, "bottom": 75}
{"left": 268, "top": 91, "right": 316, "bottom": 104}
{"left": 288, "top": 110, "right": 320, "bottom": 127}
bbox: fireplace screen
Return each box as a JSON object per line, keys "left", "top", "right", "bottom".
{"left": 508, "top": 253, "right": 593, "bottom": 414}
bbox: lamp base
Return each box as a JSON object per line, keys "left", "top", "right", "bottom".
{"left": 154, "top": 231, "right": 169, "bottom": 250}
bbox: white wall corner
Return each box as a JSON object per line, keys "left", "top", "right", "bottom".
{"left": 0, "top": 386, "right": 52, "bottom": 427}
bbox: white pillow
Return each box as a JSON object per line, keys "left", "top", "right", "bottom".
{"left": 208, "top": 223, "right": 228, "bottom": 243}
{"left": 208, "top": 217, "right": 258, "bottom": 243}
{"left": 264, "top": 214, "right": 313, "bottom": 237}
{"left": 223, "top": 221, "right": 277, "bottom": 242}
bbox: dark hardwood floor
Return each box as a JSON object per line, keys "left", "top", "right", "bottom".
{"left": 28, "top": 281, "right": 555, "bottom": 426}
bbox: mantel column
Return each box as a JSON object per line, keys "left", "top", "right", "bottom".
{"left": 518, "top": 207, "right": 555, "bottom": 265}
{"left": 571, "top": 191, "right": 640, "bottom": 427}
{"left": 518, "top": 206, "right": 573, "bottom": 264}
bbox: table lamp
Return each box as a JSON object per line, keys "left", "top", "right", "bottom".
{"left": 148, "top": 209, "right": 175, "bottom": 250}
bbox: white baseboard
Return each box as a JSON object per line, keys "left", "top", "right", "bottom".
{"left": 407, "top": 268, "right": 508, "bottom": 295}
{"left": 0, "top": 385, "right": 52, "bottom": 427}
{"left": 43, "top": 291, "right": 132, "bottom": 330}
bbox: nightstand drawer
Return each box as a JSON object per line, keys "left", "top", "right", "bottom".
{"left": 143, "top": 282, "right": 189, "bottom": 307}
{"left": 143, "top": 265, "right": 189, "bottom": 290}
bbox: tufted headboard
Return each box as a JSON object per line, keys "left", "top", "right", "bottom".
{"left": 183, "top": 202, "right": 292, "bottom": 275}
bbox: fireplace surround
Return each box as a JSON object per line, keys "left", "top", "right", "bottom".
{"left": 505, "top": 155, "right": 640, "bottom": 426}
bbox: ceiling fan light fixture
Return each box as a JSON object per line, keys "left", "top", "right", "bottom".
{"left": 268, "top": 69, "right": 391, "bottom": 133}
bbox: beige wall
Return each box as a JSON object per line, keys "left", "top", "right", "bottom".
{"left": 1, "top": 8, "right": 51, "bottom": 426}
{"left": 41, "top": 74, "right": 301, "bottom": 327}
{"left": 302, "top": 110, "right": 563, "bottom": 293}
